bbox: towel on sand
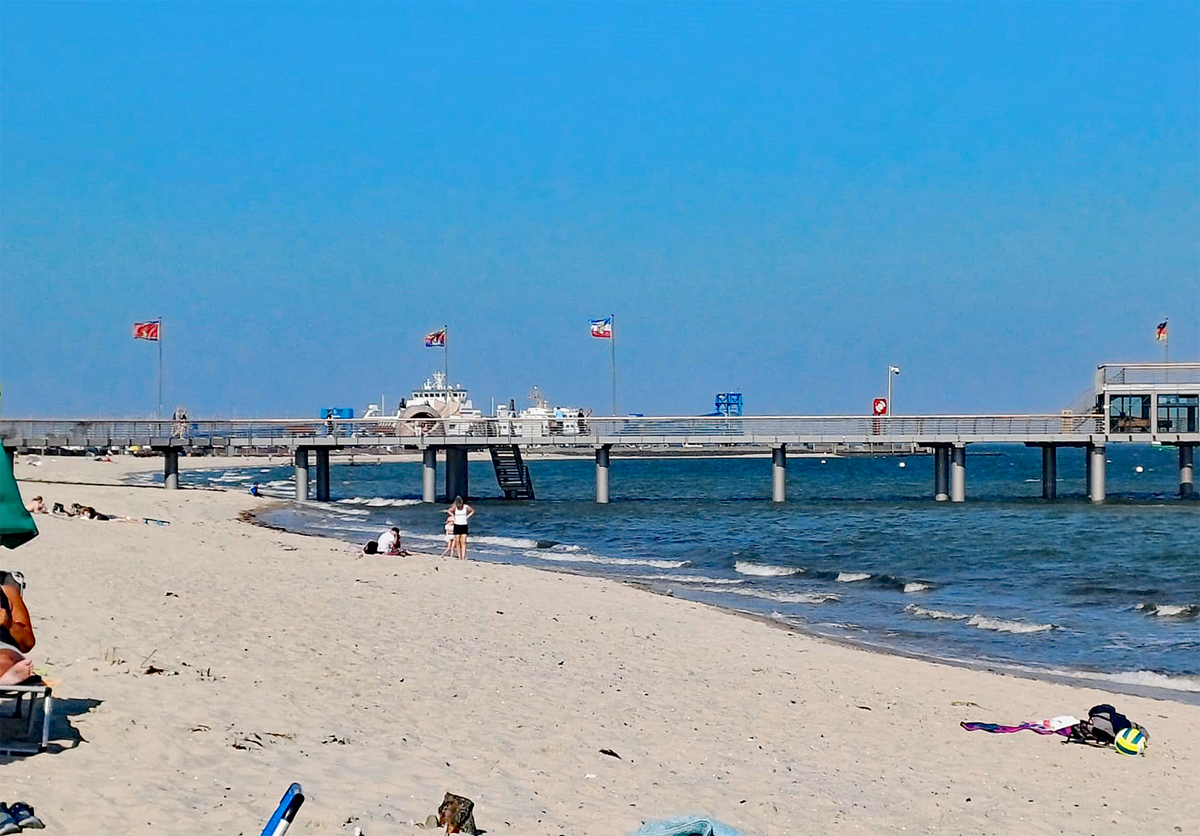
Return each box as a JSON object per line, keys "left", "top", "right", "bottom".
{"left": 627, "top": 817, "right": 746, "bottom": 836}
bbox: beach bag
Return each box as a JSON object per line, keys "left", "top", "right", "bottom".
{"left": 1070, "top": 704, "right": 1148, "bottom": 747}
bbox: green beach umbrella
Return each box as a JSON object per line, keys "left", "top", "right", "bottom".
{"left": 0, "top": 448, "right": 38, "bottom": 549}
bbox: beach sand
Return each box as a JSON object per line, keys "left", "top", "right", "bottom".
{"left": 4, "top": 454, "right": 1199, "bottom": 835}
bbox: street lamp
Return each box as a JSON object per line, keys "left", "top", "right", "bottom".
{"left": 887, "top": 365, "right": 901, "bottom": 416}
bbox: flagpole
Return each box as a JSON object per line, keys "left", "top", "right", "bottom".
{"left": 443, "top": 324, "right": 449, "bottom": 388}
{"left": 610, "top": 313, "right": 617, "bottom": 416}
{"left": 157, "top": 317, "right": 164, "bottom": 420}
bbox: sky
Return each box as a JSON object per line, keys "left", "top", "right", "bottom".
{"left": 2, "top": 2, "right": 1197, "bottom": 419}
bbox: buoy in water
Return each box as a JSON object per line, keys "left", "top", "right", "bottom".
{"left": 1135, "top": 466, "right": 1144, "bottom": 474}
{"left": 899, "top": 461, "right": 906, "bottom": 468}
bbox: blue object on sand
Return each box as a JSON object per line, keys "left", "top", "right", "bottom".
{"left": 627, "top": 817, "right": 747, "bottom": 836}
{"left": 260, "top": 783, "right": 305, "bottom": 836}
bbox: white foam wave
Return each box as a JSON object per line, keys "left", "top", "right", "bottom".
{"left": 966, "top": 614, "right": 1054, "bottom": 634}
{"left": 717, "top": 587, "right": 839, "bottom": 605}
{"left": 903, "top": 582, "right": 935, "bottom": 593}
{"left": 836, "top": 572, "right": 871, "bottom": 583}
{"left": 1046, "top": 668, "right": 1200, "bottom": 694}
{"left": 336, "top": 497, "right": 423, "bottom": 508}
{"left": 905, "top": 604, "right": 969, "bottom": 621}
{"left": 1136, "top": 603, "right": 1198, "bottom": 618}
{"left": 472, "top": 535, "right": 541, "bottom": 549}
{"left": 522, "top": 550, "right": 689, "bottom": 569}
{"left": 734, "top": 561, "right": 804, "bottom": 577}
{"left": 631, "top": 574, "right": 745, "bottom": 585}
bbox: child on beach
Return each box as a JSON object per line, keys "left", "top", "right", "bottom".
{"left": 439, "top": 514, "right": 457, "bottom": 559}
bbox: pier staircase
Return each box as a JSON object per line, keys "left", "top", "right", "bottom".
{"left": 490, "top": 445, "right": 535, "bottom": 500}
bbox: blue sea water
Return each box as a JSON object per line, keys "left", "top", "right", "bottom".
{"left": 151, "top": 444, "right": 1200, "bottom": 701}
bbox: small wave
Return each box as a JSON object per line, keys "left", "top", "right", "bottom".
{"left": 903, "top": 582, "right": 935, "bottom": 593}
{"left": 473, "top": 535, "right": 541, "bottom": 549}
{"left": 734, "top": 561, "right": 804, "bottom": 577}
{"left": 718, "top": 587, "right": 839, "bottom": 605}
{"left": 522, "top": 550, "right": 689, "bottom": 569}
{"left": 966, "top": 615, "right": 1055, "bottom": 634}
{"left": 1047, "top": 668, "right": 1200, "bottom": 694}
{"left": 631, "top": 574, "right": 745, "bottom": 585}
{"left": 836, "top": 572, "right": 871, "bottom": 583}
{"left": 336, "top": 497, "right": 423, "bottom": 508}
{"left": 1135, "top": 603, "right": 1199, "bottom": 619}
{"left": 906, "top": 604, "right": 969, "bottom": 621}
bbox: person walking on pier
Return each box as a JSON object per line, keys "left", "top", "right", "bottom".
{"left": 448, "top": 496, "right": 474, "bottom": 560}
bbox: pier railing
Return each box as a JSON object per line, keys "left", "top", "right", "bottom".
{"left": 1097, "top": 363, "right": 1200, "bottom": 387}
{"left": 1, "top": 413, "right": 1120, "bottom": 449}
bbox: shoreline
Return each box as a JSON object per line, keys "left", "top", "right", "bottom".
{"left": 7, "top": 455, "right": 1200, "bottom": 834}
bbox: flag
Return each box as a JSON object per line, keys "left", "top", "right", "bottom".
{"left": 1156, "top": 319, "right": 1169, "bottom": 342}
{"left": 590, "top": 317, "right": 613, "bottom": 339}
{"left": 425, "top": 328, "right": 446, "bottom": 347}
{"left": 133, "top": 320, "right": 161, "bottom": 341}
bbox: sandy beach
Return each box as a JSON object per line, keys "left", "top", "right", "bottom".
{"left": 3, "top": 454, "right": 1198, "bottom": 835}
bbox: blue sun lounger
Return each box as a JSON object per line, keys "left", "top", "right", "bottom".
{"left": 260, "top": 784, "right": 304, "bottom": 836}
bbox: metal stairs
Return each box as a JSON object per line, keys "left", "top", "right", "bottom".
{"left": 490, "top": 445, "right": 535, "bottom": 499}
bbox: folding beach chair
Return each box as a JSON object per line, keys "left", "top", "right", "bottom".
{"left": 260, "top": 783, "right": 305, "bottom": 836}
{"left": 0, "top": 681, "right": 52, "bottom": 756}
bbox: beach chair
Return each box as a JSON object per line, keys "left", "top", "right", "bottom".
{"left": 0, "top": 681, "right": 52, "bottom": 756}
{"left": 260, "top": 783, "right": 305, "bottom": 836}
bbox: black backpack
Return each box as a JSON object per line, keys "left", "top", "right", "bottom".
{"left": 1069, "top": 704, "right": 1148, "bottom": 746}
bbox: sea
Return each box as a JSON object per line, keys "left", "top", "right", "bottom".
{"left": 134, "top": 443, "right": 1200, "bottom": 703}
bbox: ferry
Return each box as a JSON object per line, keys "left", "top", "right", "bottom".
{"left": 363, "top": 372, "right": 484, "bottom": 436}
{"left": 496, "top": 386, "right": 590, "bottom": 436}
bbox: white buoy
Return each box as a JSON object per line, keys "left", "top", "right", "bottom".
{"left": 899, "top": 461, "right": 906, "bottom": 468}
{"left": 821, "top": 459, "right": 827, "bottom": 464}
{"left": 1135, "top": 466, "right": 1144, "bottom": 474}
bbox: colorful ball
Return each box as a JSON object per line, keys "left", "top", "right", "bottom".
{"left": 1114, "top": 726, "right": 1147, "bottom": 756}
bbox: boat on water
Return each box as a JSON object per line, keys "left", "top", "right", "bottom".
{"left": 497, "top": 386, "right": 590, "bottom": 436}
{"left": 363, "top": 372, "right": 485, "bottom": 436}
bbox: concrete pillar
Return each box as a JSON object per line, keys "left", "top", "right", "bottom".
{"left": 422, "top": 447, "right": 438, "bottom": 503}
{"left": 294, "top": 448, "right": 309, "bottom": 501}
{"left": 949, "top": 444, "right": 966, "bottom": 503}
{"left": 163, "top": 449, "right": 179, "bottom": 490}
{"left": 1088, "top": 443, "right": 1106, "bottom": 503}
{"left": 934, "top": 446, "right": 949, "bottom": 502}
{"left": 1180, "top": 444, "right": 1195, "bottom": 498}
{"left": 771, "top": 444, "right": 787, "bottom": 502}
{"left": 595, "top": 445, "right": 611, "bottom": 504}
{"left": 1041, "top": 445, "right": 1058, "bottom": 500}
{"left": 315, "top": 448, "right": 331, "bottom": 502}
{"left": 445, "top": 447, "right": 469, "bottom": 502}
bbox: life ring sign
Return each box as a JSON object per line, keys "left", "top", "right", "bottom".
{"left": 873, "top": 398, "right": 889, "bottom": 416}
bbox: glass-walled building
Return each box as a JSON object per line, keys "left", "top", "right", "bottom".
{"left": 1096, "top": 365, "right": 1200, "bottom": 435}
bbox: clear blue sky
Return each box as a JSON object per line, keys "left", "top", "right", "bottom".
{"left": 2, "top": 2, "right": 1197, "bottom": 418}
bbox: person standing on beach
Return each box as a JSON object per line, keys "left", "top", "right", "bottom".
{"left": 439, "top": 513, "right": 458, "bottom": 559}
{"left": 448, "top": 496, "right": 474, "bottom": 560}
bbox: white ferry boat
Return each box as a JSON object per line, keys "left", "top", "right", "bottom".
{"left": 496, "top": 386, "right": 590, "bottom": 436}
{"left": 363, "top": 372, "right": 485, "bottom": 436}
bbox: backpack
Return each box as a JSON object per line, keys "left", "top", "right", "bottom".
{"left": 1069, "top": 704, "right": 1149, "bottom": 747}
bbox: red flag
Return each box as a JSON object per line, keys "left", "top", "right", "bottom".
{"left": 425, "top": 328, "right": 446, "bottom": 347}
{"left": 133, "top": 321, "right": 161, "bottom": 341}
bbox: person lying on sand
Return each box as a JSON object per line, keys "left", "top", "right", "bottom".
{"left": 0, "top": 572, "right": 36, "bottom": 685}
{"left": 25, "top": 496, "right": 46, "bottom": 514}
{"left": 70, "top": 503, "right": 135, "bottom": 522}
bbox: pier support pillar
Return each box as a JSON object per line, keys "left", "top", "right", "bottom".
{"left": 1087, "top": 443, "right": 1106, "bottom": 503}
{"left": 1041, "top": 445, "right": 1058, "bottom": 500}
{"left": 422, "top": 448, "right": 438, "bottom": 503}
{"left": 1180, "top": 444, "right": 1195, "bottom": 498}
{"left": 294, "top": 448, "right": 309, "bottom": 501}
{"left": 314, "top": 448, "right": 331, "bottom": 502}
{"left": 445, "top": 447, "right": 469, "bottom": 502}
{"left": 933, "top": 446, "right": 950, "bottom": 502}
{"left": 771, "top": 444, "right": 787, "bottom": 502}
{"left": 949, "top": 444, "right": 966, "bottom": 503}
{"left": 595, "top": 445, "right": 611, "bottom": 504}
{"left": 163, "top": 449, "right": 179, "bottom": 490}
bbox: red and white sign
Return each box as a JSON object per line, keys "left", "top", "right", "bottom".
{"left": 873, "top": 398, "right": 888, "bottom": 416}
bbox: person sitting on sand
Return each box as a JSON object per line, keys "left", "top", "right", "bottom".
{"left": 377, "top": 527, "right": 409, "bottom": 557}
{"left": 25, "top": 496, "right": 46, "bottom": 515}
{"left": 0, "top": 572, "right": 36, "bottom": 685}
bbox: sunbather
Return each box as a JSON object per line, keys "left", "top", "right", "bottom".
{"left": 25, "top": 496, "right": 46, "bottom": 514}
{"left": 0, "top": 572, "right": 35, "bottom": 685}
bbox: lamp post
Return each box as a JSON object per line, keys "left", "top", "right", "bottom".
{"left": 887, "top": 365, "right": 901, "bottom": 416}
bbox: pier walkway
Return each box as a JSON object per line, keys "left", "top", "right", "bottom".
{"left": 3, "top": 363, "right": 1197, "bottom": 503}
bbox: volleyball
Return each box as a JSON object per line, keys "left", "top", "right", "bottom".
{"left": 1114, "top": 726, "right": 1147, "bottom": 756}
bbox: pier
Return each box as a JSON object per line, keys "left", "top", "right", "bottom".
{"left": 3, "top": 363, "right": 1197, "bottom": 503}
